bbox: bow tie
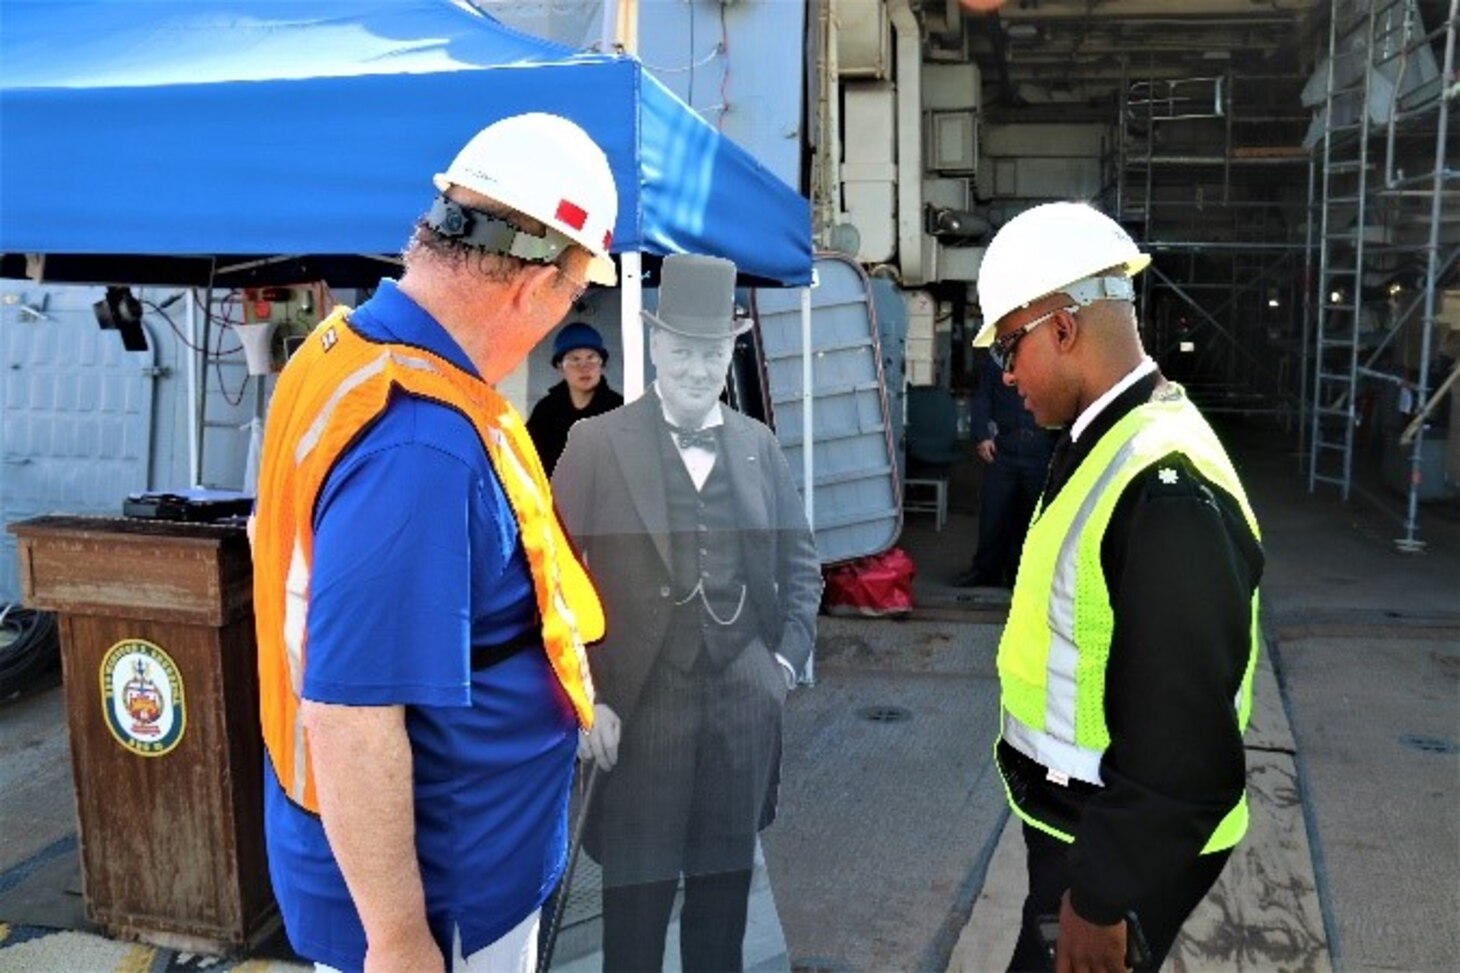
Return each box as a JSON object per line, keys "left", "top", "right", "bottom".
{"left": 670, "top": 425, "right": 717, "bottom": 451}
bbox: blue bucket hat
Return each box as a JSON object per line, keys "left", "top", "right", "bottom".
{"left": 551, "top": 322, "right": 609, "bottom": 367}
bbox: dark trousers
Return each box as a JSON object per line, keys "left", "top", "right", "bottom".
{"left": 972, "top": 454, "right": 1048, "bottom": 585}
{"left": 602, "top": 868, "right": 754, "bottom": 973}
{"left": 591, "top": 643, "right": 784, "bottom": 972}
{"left": 1007, "top": 824, "right": 1231, "bottom": 972}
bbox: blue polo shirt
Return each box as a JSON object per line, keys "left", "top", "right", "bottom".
{"left": 263, "top": 280, "right": 578, "bottom": 972}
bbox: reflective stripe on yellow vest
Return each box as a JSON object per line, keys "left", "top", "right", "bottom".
{"left": 997, "top": 384, "right": 1261, "bottom": 854}
{"left": 253, "top": 309, "right": 603, "bottom": 813}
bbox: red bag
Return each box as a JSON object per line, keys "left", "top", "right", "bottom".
{"left": 822, "top": 547, "right": 915, "bottom": 617}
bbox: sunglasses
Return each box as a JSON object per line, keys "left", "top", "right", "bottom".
{"left": 990, "top": 305, "right": 1077, "bottom": 372}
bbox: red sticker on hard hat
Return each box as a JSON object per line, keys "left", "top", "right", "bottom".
{"left": 603, "top": 229, "right": 613, "bottom": 250}
{"left": 555, "top": 199, "right": 588, "bottom": 231}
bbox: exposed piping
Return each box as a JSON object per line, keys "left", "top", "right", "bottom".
{"left": 138, "top": 320, "right": 162, "bottom": 492}
{"left": 600, "top": 0, "right": 615, "bottom": 51}
{"left": 888, "top": 0, "right": 925, "bottom": 285}
{"left": 998, "top": 17, "right": 1297, "bottom": 28}
{"left": 977, "top": 11, "right": 1015, "bottom": 107}
{"left": 186, "top": 288, "right": 200, "bottom": 486}
{"left": 812, "top": 0, "right": 842, "bottom": 245}
{"left": 826, "top": 0, "right": 843, "bottom": 234}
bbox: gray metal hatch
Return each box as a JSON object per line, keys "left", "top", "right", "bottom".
{"left": 750, "top": 254, "right": 901, "bottom": 564}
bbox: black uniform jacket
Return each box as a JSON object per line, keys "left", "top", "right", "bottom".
{"left": 998, "top": 371, "right": 1265, "bottom": 924}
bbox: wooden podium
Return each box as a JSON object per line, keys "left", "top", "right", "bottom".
{"left": 8, "top": 515, "right": 276, "bottom": 954}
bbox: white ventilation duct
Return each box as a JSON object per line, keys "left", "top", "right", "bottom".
{"left": 888, "top": 0, "right": 925, "bottom": 285}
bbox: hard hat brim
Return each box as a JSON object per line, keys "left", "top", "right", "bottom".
{"left": 585, "top": 253, "right": 617, "bottom": 287}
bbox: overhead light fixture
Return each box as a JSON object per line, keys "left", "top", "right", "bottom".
{"left": 1329, "top": 289, "right": 1344, "bottom": 304}
{"left": 1201, "top": 50, "right": 1232, "bottom": 60}
{"left": 1268, "top": 298, "right": 1280, "bottom": 308}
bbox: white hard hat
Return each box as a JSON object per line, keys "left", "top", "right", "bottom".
{"left": 972, "top": 202, "right": 1149, "bottom": 347}
{"left": 434, "top": 113, "right": 619, "bottom": 286}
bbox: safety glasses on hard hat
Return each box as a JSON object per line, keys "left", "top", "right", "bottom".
{"left": 990, "top": 304, "right": 1077, "bottom": 373}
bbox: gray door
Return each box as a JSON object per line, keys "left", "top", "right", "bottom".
{"left": 1, "top": 290, "right": 154, "bottom": 602}
{"left": 751, "top": 255, "right": 901, "bottom": 564}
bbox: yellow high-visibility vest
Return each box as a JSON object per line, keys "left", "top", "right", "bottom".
{"left": 253, "top": 309, "right": 602, "bottom": 813}
{"left": 997, "top": 384, "right": 1260, "bottom": 854}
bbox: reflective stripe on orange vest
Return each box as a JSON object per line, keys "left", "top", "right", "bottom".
{"left": 253, "top": 308, "right": 602, "bottom": 813}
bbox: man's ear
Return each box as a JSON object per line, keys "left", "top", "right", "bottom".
{"left": 1052, "top": 307, "right": 1080, "bottom": 352}
{"left": 509, "top": 263, "right": 560, "bottom": 314}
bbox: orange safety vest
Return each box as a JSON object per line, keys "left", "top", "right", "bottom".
{"left": 253, "top": 308, "right": 602, "bottom": 813}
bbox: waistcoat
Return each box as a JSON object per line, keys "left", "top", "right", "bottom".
{"left": 659, "top": 426, "right": 752, "bottom": 670}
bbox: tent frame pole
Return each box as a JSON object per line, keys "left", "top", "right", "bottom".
{"left": 800, "top": 283, "right": 816, "bottom": 687}
{"left": 621, "top": 252, "right": 645, "bottom": 399}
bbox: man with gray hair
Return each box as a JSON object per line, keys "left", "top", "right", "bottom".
{"left": 252, "top": 113, "right": 615, "bottom": 973}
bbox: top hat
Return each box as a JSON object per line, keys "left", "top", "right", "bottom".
{"left": 641, "top": 254, "right": 753, "bottom": 338}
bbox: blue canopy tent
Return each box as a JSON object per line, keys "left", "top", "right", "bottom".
{"left": 0, "top": 0, "right": 812, "bottom": 288}
{"left": 0, "top": 0, "right": 825, "bottom": 594}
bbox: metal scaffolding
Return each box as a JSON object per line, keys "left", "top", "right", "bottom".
{"left": 1306, "top": 0, "right": 1459, "bottom": 551}
{"left": 1114, "top": 67, "right": 1313, "bottom": 420}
